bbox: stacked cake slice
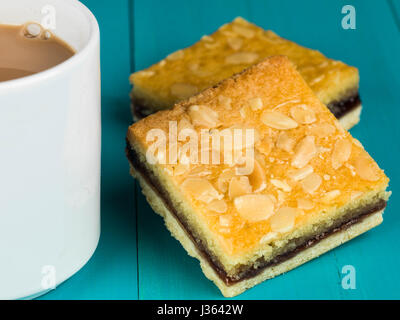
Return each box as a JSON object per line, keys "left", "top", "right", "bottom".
{"left": 130, "top": 17, "right": 361, "bottom": 129}
{"left": 126, "top": 56, "right": 389, "bottom": 297}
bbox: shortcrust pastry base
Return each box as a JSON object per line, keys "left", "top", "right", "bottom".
{"left": 338, "top": 104, "right": 362, "bottom": 131}
{"left": 131, "top": 166, "right": 383, "bottom": 297}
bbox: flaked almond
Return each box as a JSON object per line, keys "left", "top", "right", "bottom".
{"left": 261, "top": 111, "right": 298, "bottom": 130}
{"left": 321, "top": 190, "right": 341, "bottom": 203}
{"left": 228, "top": 176, "right": 252, "bottom": 199}
{"left": 248, "top": 97, "right": 263, "bottom": 111}
{"left": 247, "top": 158, "right": 267, "bottom": 192}
{"left": 308, "top": 123, "right": 336, "bottom": 137}
{"left": 166, "top": 49, "right": 184, "bottom": 61}
{"left": 173, "top": 163, "right": 190, "bottom": 176}
{"left": 219, "top": 214, "right": 232, "bottom": 227}
{"left": 290, "top": 104, "right": 316, "bottom": 124}
{"left": 218, "top": 95, "right": 232, "bottom": 110}
{"left": 353, "top": 138, "right": 363, "bottom": 148}
{"left": 178, "top": 117, "right": 194, "bottom": 132}
{"left": 170, "top": 83, "right": 198, "bottom": 99}
{"left": 226, "top": 125, "right": 260, "bottom": 151}
{"left": 137, "top": 70, "right": 155, "bottom": 77}
{"left": 182, "top": 177, "right": 222, "bottom": 203}
{"left": 288, "top": 165, "right": 314, "bottom": 181}
{"left": 188, "top": 166, "right": 211, "bottom": 177}
{"left": 270, "top": 179, "right": 292, "bottom": 192}
{"left": 256, "top": 136, "right": 274, "bottom": 156}
{"left": 164, "top": 167, "right": 173, "bottom": 176}
{"left": 270, "top": 207, "right": 297, "bottom": 233}
{"left": 227, "top": 37, "right": 243, "bottom": 51}
{"left": 277, "top": 190, "right": 286, "bottom": 204}
{"left": 232, "top": 24, "right": 255, "bottom": 38}
{"left": 259, "top": 232, "right": 278, "bottom": 244}
{"left": 225, "top": 52, "right": 259, "bottom": 64}
{"left": 190, "top": 67, "right": 213, "bottom": 77}
{"left": 276, "top": 132, "right": 296, "bottom": 152}
{"left": 209, "top": 199, "right": 228, "bottom": 213}
{"left": 332, "top": 139, "right": 352, "bottom": 169}
{"left": 350, "top": 191, "right": 363, "bottom": 200}
{"left": 354, "top": 155, "right": 380, "bottom": 181}
{"left": 216, "top": 169, "right": 236, "bottom": 193}
{"left": 188, "top": 105, "right": 219, "bottom": 128}
{"left": 301, "top": 173, "right": 322, "bottom": 194}
{"left": 234, "top": 194, "right": 275, "bottom": 222}
{"left": 297, "top": 199, "right": 315, "bottom": 210}
{"left": 292, "top": 136, "right": 316, "bottom": 168}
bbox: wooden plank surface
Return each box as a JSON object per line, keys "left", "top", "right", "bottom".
{"left": 39, "top": 0, "right": 400, "bottom": 299}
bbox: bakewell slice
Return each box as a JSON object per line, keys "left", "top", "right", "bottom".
{"left": 126, "top": 56, "right": 389, "bottom": 297}
{"left": 130, "top": 17, "right": 361, "bottom": 129}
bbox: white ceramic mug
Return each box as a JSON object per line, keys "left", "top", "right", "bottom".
{"left": 0, "top": 0, "right": 101, "bottom": 299}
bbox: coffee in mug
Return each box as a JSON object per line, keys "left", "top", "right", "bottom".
{"left": 0, "top": 23, "right": 75, "bottom": 82}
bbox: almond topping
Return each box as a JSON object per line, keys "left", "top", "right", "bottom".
{"left": 170, "top": 83, "right": 198, "bottom": 99}
{"left": 225, "top": 52, "right": 259, "bottom": 64}
{"left": 297, "top": 199, "right": 315, "bottom": 210}
{"left": 137, "top": 70, "right": 155, "bottom": 77}
{"left": 248, "top": 97, "right": 263, "bottom": 111}
{"left": 228, "top": 176, "right": 252, "bottom": 199}
{"left": 177, "top": 117, "right": 194, "bottom": 132}
{"left": 182, "top": 178, "right": 222, "bottom": 203}
{"left": 321, "top": 190, "right": 341, "bottom": 203}
{"left": 219, "top": 214, "right": 232, "bottom": 227}
{"left": 188, "top": 105, "right": 219, "bottom": 128}
{"left": 201, "top": 35, "right": 214, "bottom": 42}
{"left": 166, "top": 49, "right": 184, "bottom": 61}
{"left": 173, "top": 163, "right": 190, "bottom": 176}
{"left": 288, "top": 165, "right": 314, "bottom": 181}
{"left": 261, "top": 111, "right": 298, "bottom": 130}
{"left": 247, "top": 159, "right": 267, "bottom": 192}
{"left": 276, "top": 132, "right": 296, "bottom": 152}
{"left": 332, "top": 139, "right": 352, "bottom": 169}
{"left": 292, "top": 136, "right": 316, "bottom": 168}
{"left": 209, "top": 199, "right": 228, "bottom": 213}
{"left": 270, "top": 207, "right": 297, "bottom": 233}
{"left": 256, "top": 136, "right": 274, "bottom": 156}
{"left": 353, "top": 139, "right": 363, "bottom": 148}
{"left": 234, "top": 194, "right": 275, "bottom": 222}
{"left": 354, "top": 155, "right": 380, "bottom": 181}
{"left": 290, "top": 104, "right": 316, "bottom": 124}
{"left": 270, "top": 179, "right": 292, "bottom": 192}
{"left": 232, "top": 24, "right": 255, "bottom": 38}
{"left": 301, "top": 173, "right": 322, "bottom": 194}
{"left": 218, "top": 95, "right": 232, "bottom": 110}
{"left": 308, "top": 123, "right": 336, "bottom": 137}
{"left": 227, "top": 37, "right": 243, "bottom": 51}
{"left": 259, "top": 232, "right": 278, "bottom": 244}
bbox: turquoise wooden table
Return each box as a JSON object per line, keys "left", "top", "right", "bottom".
{"left": 39, "top": 0, "right": 400, "bottom": 300}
